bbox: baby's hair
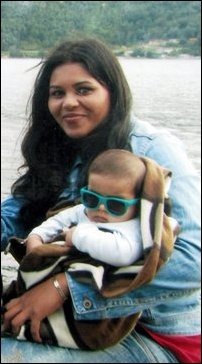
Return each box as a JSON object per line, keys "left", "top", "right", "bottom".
{"left": 88, "top": 149, "right": 146, "bottom": 197}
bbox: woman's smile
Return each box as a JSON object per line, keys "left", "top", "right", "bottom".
{"left": 62, "top": 113, "right": 87, "bottom": 130}
{"left": 62, "top": 113, "right": 87, "bottom": 121}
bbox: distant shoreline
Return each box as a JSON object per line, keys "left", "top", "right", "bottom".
{"left": 1, "top": 53, "right": 201, "bottom": 60}
{"left": 1, "top": 40, "right": 201, "bottom": 60}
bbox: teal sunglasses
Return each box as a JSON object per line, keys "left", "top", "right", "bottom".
{"left": 80, "top": 187, "right": 140, "bottom": 217}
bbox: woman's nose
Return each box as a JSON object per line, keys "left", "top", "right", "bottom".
{"left": 63, "top": 93, "right": 79, "bottom": 109}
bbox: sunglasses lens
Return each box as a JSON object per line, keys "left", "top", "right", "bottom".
{"left": 82, "top": 191, "right": 99, "bottom": 209}
{"left": 107, "top": 200, "right": 126, "bottom": 216}
{"left": 80, "top": 188, "right": 136, "bottom": 216}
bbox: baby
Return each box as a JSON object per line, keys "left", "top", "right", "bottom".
{"left": 26, "top": 149, "right": 147, "bottom": 268}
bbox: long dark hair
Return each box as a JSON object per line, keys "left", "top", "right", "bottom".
{"left": 12, "top": 38, "right": 133, "bottom": 228}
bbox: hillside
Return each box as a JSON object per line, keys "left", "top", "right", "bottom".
{"left": 1, "top": 1, "right": 201, "bottom": 58}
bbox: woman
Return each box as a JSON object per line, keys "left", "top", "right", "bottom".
{"left": 1, "top": 38, "right": 201, "bottom": 363}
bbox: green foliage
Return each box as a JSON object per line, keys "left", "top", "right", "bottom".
{"left": 130, "top": 47, "right": 159, "bottom": 58}
{"left": 1, "top": 1, "right": 201, "bottom": 57}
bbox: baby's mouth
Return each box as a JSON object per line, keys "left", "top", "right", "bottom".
{"left": 92, "top": 216, "right": 108, "bottom": 223}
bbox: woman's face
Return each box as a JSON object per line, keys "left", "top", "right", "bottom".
{"left": 48, "top": 63, "right": 111, "bottom": 139}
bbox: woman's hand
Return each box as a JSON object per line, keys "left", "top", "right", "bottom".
{"left": 3, "top": 273, "right": 68, "bottom": 343}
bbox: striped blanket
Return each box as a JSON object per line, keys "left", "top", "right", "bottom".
{"left": 2, "top": 156, "right": 179, "bottom": 350}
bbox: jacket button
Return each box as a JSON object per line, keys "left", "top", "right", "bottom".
{"left": 83, "top": 297, "right": 92, "bottom": 309}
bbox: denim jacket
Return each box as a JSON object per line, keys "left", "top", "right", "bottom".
{"left": 1, "top": 118, "right": 201, "bottom": 335}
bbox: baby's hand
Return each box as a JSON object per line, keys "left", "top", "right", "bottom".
{"left": 26, "top": 234, "right": 43, "bottom": 254}
{"left": 63, "top": 227, "right": 77, "bottom": 248}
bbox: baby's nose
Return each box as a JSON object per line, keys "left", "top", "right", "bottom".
{"left": 98, "top": 203, "right": 107, "bottom": 212}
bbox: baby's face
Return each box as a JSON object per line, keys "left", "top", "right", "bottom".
{"left": 85, "top": 173, "right": 138, "bottom": 223}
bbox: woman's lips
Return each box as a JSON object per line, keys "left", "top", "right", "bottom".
{"left": 62, "top": 114, "right": 85, "bottom": 122}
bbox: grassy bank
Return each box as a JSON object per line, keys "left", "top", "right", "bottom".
{"left": 113, "top": 39, "right": 201, "bottom": 58}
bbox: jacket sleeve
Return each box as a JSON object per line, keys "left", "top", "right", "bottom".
{"left": 1, "top": 195, "right": 29, "bottom": 251}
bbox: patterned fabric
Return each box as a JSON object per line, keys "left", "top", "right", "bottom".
{"left": 2, "top": 156, "right": 179, "bottom": 350}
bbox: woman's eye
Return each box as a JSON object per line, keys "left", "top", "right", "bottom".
{"left": 77, "top": 87, "right": 93, "bottom": 95}
{"left": 49, "top": 89, "right": 64, "bottom": 97}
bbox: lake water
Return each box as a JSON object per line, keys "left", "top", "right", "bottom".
{"left": 1, "top": 57, "right": 201, "bottom": 282}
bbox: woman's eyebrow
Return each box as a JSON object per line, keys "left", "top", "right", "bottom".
{"left": 75, "top": 81, "right": 94, "bottom": 86}
{"left": 49, "top": 81, "right": 94, "bottom": 89}
{"left": 49, "top": 85, "right": 61, "bottom": 89}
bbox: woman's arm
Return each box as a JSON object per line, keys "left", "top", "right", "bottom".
{"left": 3, "top": 273, "right": 68, "bottom": 343}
